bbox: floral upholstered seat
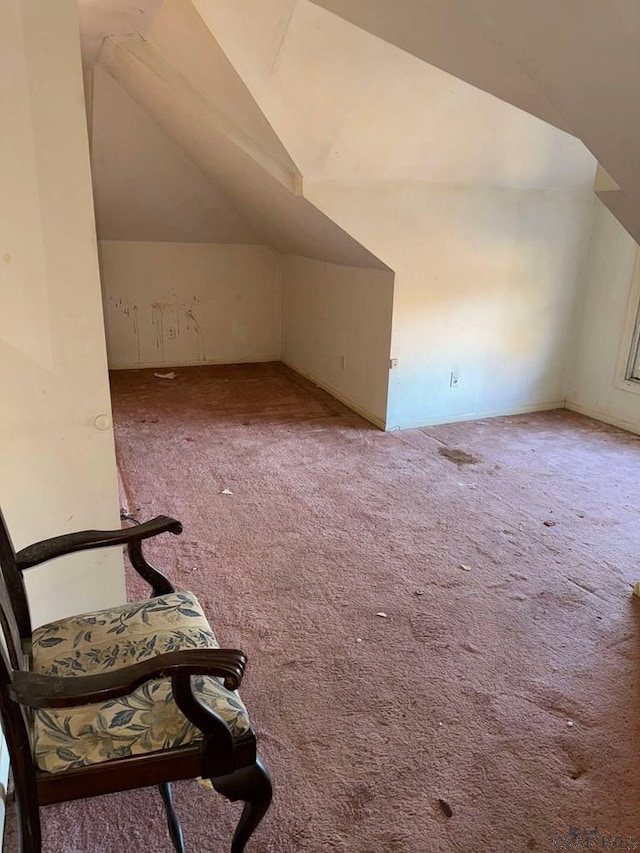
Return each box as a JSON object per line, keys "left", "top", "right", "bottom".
{"left": 30, "top": 592, "right": 251, "bottom": 773}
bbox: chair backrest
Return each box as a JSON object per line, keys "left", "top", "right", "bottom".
{"left": 0, "top": 507, "right": 33, "bottom": 671}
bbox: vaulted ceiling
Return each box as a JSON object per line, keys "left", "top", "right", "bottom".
{"left": 81, "top": 0, "right": 387, "bottom": 267}
{"left": 308, "top": 0, "right": 640, "bottom": 241}
{"left": 79, "top": 0, "right": 635, "bottom": 269}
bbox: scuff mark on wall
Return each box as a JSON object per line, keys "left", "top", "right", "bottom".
{"left": 100, "top": 243, "right": 281, "bottom": 368}
{"left": 108, "top": 295, "right": 143, "bottom": 364}
{"left": 185, "top": 297, "right": 206, "bottom": 361}
{"left": 151, "top": 301, "right": 165, "bottom": 353}
{"left": 108, "top": 293, "right": 209, "bottom": 365}
{"left": 132, "top": 304, "right": 140, "bottom": 363}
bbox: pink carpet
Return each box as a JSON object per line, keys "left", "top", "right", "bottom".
{"left": 5, "top": 362, "right": 640, "bottom": 852}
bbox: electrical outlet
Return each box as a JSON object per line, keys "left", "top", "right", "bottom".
{"left": 390, "top": 358, "right": 399, "bottom": 369}
{"left": 450, "top": 370, "right": 460, "bottom": 388}
{"left": 166, "top": 327, "right": 177, "bottom": 340}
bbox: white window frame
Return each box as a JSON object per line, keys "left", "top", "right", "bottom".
{"left": 615, "top": 248, "right": 640, "bottom": 393}
{"left": 628, "top": 313, "right": 640, "bottom": 380}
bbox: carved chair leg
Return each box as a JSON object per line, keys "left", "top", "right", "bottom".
{"left": 18, "top": 810, "right": 42, "bottom": 853}
{"left": 211, "top": 757, "right": 272, "bottom": 853}
{"left": 158, "top": 782, "right": 186, "bottom": 853}
{"left": 12, "top": 774, "right": 41, "bottom": 853}
{"left": 16, "top": 803, "right": 41, "bottom": 853}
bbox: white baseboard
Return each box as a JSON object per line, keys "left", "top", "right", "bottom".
{"left": 387, "top": 400, "right": 566, "bottom": 431}
{"left": 108, "top": 355, "right": 281, "bottom": 371}
{"left": 565, "top": 401, "right": 640, "bottom": 436}
{"left": 106, "top": 355, "right": 640, "bottom": 439}
{"left": 280, "top": 360, "right": 386, "bottom": 430}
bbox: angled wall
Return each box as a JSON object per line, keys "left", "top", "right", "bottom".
{"left": 567, "top": 202, "right": 640, "bottom": 433}
{"left": 89, "top": 0, "right": 391, "bottom": 428}
{"left": 90, "top": 0, "right": 606, "bottom": 432}
{"left": 310, "top": 0, "right": 640, "bottom": 246}
{"left": 281, "top": 257, "right": 394, "bottom": 426}
{"left": 308, "top": 0, "right": 568, "bottom": 132}
{"left": 91, "top": 66, "right": 264, "bottom": 244}
{"left": 91, "top": 66, "right": 284, "bottom": 371}
{"left": 0, "top": 0, "right": 124, "bottom": 627}
{"left": 194, "top": 0, "right": 598, "bottom": 429}
{"left": 95, "top": 11, "right": 383, "bottom": 268}
{"left": 90, "top": 28, "right": 387, "bottom": 388}
{"left": 308, "top": 182, "right": 595, "bottom": 428}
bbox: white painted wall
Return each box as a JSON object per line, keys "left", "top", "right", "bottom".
{"left": 191, "top": 0, "right": 600, "bottom": 429}
{"left": 567, "top": 201, "right": 640, "bottom": 433}
{"left": 100, "top": 241, "right": 282, "bottom": 368}
{"left": 281, "top": 256, "right": 394, "bottom": 426}
{"left": 89, "top": 0, "right": 610, "bottom": 434}
{"left": 0, "top": 0, "right": 124, "bottom": 628}
{"left": 307, "top": 183, "right": 596, "bottom": 428}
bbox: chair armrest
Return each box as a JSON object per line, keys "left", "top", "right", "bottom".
{"left": 15, "top": 516, "right": 183, "bottom": 571}
{"left": 9, "top": 648, "right": 246, "bottom": 709}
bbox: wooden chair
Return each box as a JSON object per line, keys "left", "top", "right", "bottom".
{"left": 0, "top": 507, "right": 272, "bottom": 852}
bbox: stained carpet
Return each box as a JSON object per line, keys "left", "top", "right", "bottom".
{"left": 4, "top": 362, "right": 640, "bottom": 852}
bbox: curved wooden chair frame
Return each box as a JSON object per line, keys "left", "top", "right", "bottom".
{"left": 0, "top": 508, "right": 272, "bottom": 852}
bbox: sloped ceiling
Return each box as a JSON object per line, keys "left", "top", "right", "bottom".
{"left": 77, "top": 0, "right": 162, "bottom": 64}
{"left": 86, "top": 0, "right": 384, "bottom": 267}
{"left": 309, "top": 0, "right": 640, "bottom": 242}
{"left": 461, "top": 0, "right": 640, "bottom": 197}
{"left": 91, "top": 65, "right": 266, "bottom": 243}
{"left": 84, "top": 0, "right": 625, "bottom": 263}
{"left": 146, "top": 0, "right": 298, "bottom": 183}
{"left": 307, "top": 0, "right": 570, "bottom": 133}
{"left": 191, "top": 0, "right": 594, "bottom": 190}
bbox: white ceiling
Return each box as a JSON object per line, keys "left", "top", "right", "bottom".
{"left": 84, "top": 0, "right": 637, "bottom": 257}
{"left": 309, "top": 0, "right": 640, "bottom": 241}
{"left": 91, "top": 65, "right": 267, "bottom": 243}
{"left": 77, "top": 0, "right": 162, "bottom": 64}
{"left": 83, "top": 0, "right": 386, "bottom": 265}
{"left": 192, "top": 0, "right": 594, "bottom": 189}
